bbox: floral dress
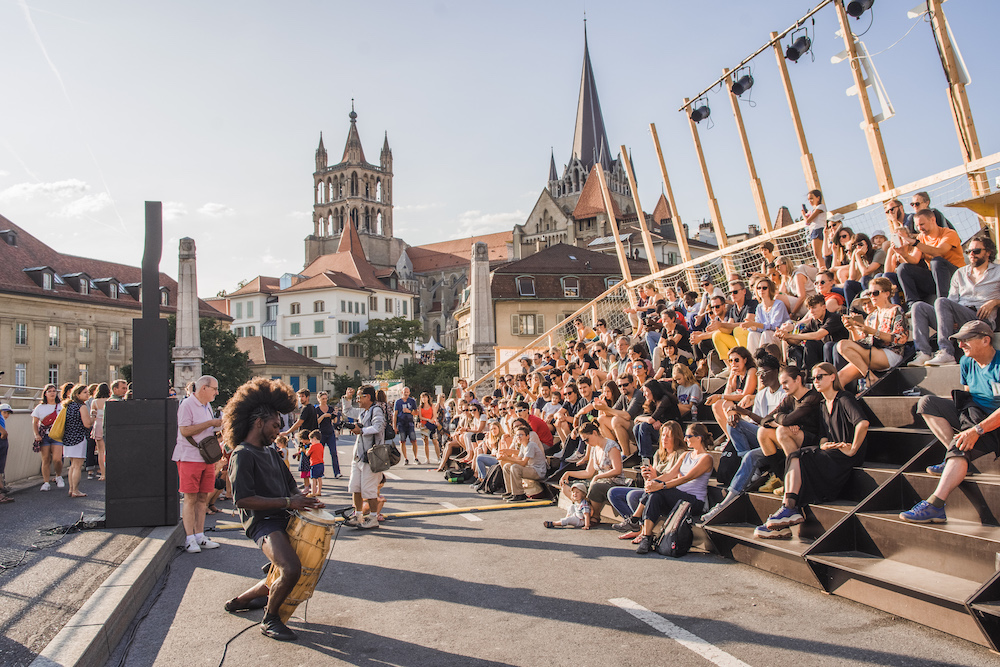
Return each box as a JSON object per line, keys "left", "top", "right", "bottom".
{"left": 864, "top": 305, "right": 907, "bottom": 355}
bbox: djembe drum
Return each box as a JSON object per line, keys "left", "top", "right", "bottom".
{"left": 264, "top": 508, "right": 338, "bottom": 622}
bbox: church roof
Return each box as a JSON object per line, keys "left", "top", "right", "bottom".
{"left": 342, "top": 107, "right": 366, "bottom": 163}
{"left": 407, "top": 230, "right": 512, "bottom": 273}
{"left": 572, "top": 167, "right": 622, "bottom": 220}
{"left": 652, "top": 193, "right": 672, "bottom": 225}
{"left": 548, "top": 150, "right": 558, "bottom": 182}
{"left": 228, "top": 275, "right": 280, "bottom": 297}
{"left": 236, "top": 336, "right": 326, "bottom": 368}
{"left": 570, "top": 26, "right": 612, "bottom": 174}
{"left": 297, "top": 223, "right": 398, "bottom": 292}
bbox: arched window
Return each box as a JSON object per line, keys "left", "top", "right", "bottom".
{"left": 313, "top": 300, "right": 324, "bottom": 313}
{"left": 561, "top": 276, "right": 580, "bottom": 298}
{"left": 376, "top": 179, "right": 382, "bottom": 203}
{"left": 365, "top": 180, "right": 370, "bottom": 199}
{"left": 435, "top": 323, "right": 441, "bottom": 341}
{"left": 351, "top": 172, "right": 358, "bottom": 196}
{"left": 290, "top": 302, "right": 301, "bottom": 315}
{"left": 376, "top": 211, "right": 383, "bottom": 235}
{"left": 364, "top": 208, "right": 371, "bottom": 232}
{"left": 350, "top": 208, "right": 358, "bottom": 228}
{"left": 316, "top": 182, "right": 324, "bottom": 203}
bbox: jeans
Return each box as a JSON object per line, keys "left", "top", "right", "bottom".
{"left": 911, "top": 298, "right": 978, "bottom": 357}
{"left": 727, "top": 419, "right": 760, "bottom": 454}
{"left": 475, "top": 454, "right": 498, "bottom": 478}
{"left": 644, "top": 487, "right": 704, "bottom": 522}
{"left": 645, "top": 331, "right": 661, "bottom": 358}
{"left": 729, "top": 448, "right": 766, "bottom": 494}
{"left": 607, "top": 485, "right": 646, "bottom": 518}
{"left": 632, "top": 422, "right": 658, "bottom": 460}
{"left": 843, "top": 278, "right": 871, "bottom": 310}
{"left": 320, "top": 430, "right": 341, "bottom": 476}
{"left": 898, "top": 257, "right": 959, "bottom": 306}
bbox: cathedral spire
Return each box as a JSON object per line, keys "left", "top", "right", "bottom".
{"left": 548, "top": 149, "right": 558, "bottom": 182}
{"left": 315, "top": 131, "right": 327, "bottom": 171}
{"left": 342, "top": 102, "right": 366, "bottom": 163}
{"left": 570, "top": 24, "right": 612, "bottom": 174}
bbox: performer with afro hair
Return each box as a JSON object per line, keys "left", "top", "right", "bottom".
{"left": 224, "top": 377, "right": 323, "bottom": 641}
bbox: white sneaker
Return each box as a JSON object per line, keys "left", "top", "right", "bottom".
{"left": 185, "top": 540, "right": 202, "bottom": 554}
{"left": 358, "top": 514, "right": 379, "bottom": 530}
{"left": 908, "top": 352, "right": 933, "bottom": 367}
{"left": 925, "top": 351, "right": 958, "bottom": 366}
{"left": 54, "top": 476, "right": 65, "bottom": 488}
{"left": 199, "top": 538, "right": 221, "bottom": 549}
{"left": 40, "top": 482, "right": 51, "bottom": 491}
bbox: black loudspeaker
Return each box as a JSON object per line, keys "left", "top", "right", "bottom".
{"left": 105, "top": 398, "right": 180, "bottom": 528}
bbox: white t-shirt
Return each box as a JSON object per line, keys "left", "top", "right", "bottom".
{"left": 31, "top": 403, "right": 59, "bottom": 422}
{"left": 753, "top": 386, "right": 787, "bottom": 419}
{"left": 809, "top": 204, "right": 828, "bottom": 232}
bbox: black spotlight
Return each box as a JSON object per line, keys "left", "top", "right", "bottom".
{"left": 730, "top": 72, "right": 754, "bottom": 96}
{"left": 690, "top": 102, "right": 711, "bottom": 123}
{"left": 785, "top": 32, "right": 812, "bottom": 62}
{"left": 847, "top": 0, "right": 874, "bottom": 19}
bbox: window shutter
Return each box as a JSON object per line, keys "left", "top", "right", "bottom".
{"left": 511, "top": 314, "right": 520, "bottom": 335}
{"left": 535, "top": 314, "right": 544, "bottom": 333}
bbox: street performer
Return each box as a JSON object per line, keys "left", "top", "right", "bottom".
{"left": 224, "top": 377, "right": 323, "bottom": 641}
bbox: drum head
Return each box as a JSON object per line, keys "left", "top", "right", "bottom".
{"left": 296, "top": 508, "right": 338, "bottom": 525}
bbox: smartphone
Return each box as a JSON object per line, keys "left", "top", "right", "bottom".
{"left": 641, "top": 457, "right": 652, "bottom": 467}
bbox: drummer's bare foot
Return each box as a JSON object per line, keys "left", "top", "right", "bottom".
{"left": 225, "top": 596, "right": 267, "bottom": 613}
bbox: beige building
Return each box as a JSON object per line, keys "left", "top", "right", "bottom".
{"left": 0, "top": 216, "right": 227, "bottom": 391}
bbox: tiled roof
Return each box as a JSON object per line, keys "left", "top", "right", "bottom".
{"left": 572, "top": 168, "right": 622, "bottom": 220}
{"left": 228, "top": 276, "right": 280, "bottom": 296}
{"left": 295, "top": 222, "right": 394, "bottom": 292}
{"left": 407, "top": 231, "right": 512, "bottom": 273}
{"left": 0, "top": 214, "right": 229, "bottom": 320}
{"left": 493, "top": 242, "right": 646, "bottom": 275}
{"left": 652, "top": 193, "right": 672, "bottom": 224}
{"left": 236, "top": 336, "right": 326, "bottom": 367}
{"left": 279, "top": 270, "right": 370, "bottom": 293}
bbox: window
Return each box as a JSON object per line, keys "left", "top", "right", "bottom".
{"left": 79, "top": 363, "right": 89, "bottom": 384}
{"left": 109, "top": 365, "right": 119, "bottom": 381}
{"left": 109, "top": 283, "right": 118, "bottom": 299}
{"left": 48, "top": 363, "right": 58, "bottom": 386}
{"left": 348, "top": 301, "right": 353, "bottom": 314}
{"left": 49, "top": 325, "right": 60, "bottom": 347}
{"left": 307, "top": 346, "right": 318, "bottom": 358}
{"left": 360, "top": 302, "right": 365, "bottom": 314}
{"left": 247, "top": 325, "right": 256, "bottom": 336}
{"left": 247, "top": 301, "right": 253, "bottom": 318}
{"left": 79, "top": 280, "right": 89, "bottom": 295}
{"left": 109, "top": 330, "right": 120, "bottom": 351}
{"left": 338, "top": 321, "right": 360, "bottom": 334}
{"left": 262, "top": 324, "right": 276, "bottom": 340}
{"left": 606, "top": 277, "right": 621, "bottom": 289}
{"left": 14, "top": 363, "right": 26, "bottom": 387}
{"left": 402, "top": 300, "right": 407, "bottom": 316}
{"left": 314, "top": 320, "right": 324, "bottom": 334}
{"left": 235, "top": 302, "right": 243, "bottom": 319}
{"left": 562, "top": 277, "right": 580, "bottom": 298}
{"left": 15, "top": 322, "right": 28, "bottom": 346}
{"left": 234, "top": 327, "right": 244, "bottom": 337}
{"left": 79, "top": 328, "right": 91, "bottom": 349}
{"left": 266, "top": 304, "right": 278, "bottom": 320}
{"left": 314, "top": 300, "right": 324, "bottom": 313}
{"left": 354, "top": 301, "right": 361, "bottom": 314}
{"left": 516, "top": 276, "right": 536, "bottom": 297}
{"left": 385, "top": 298, "right": 392, "bottom": 312}
{"left": 369, "top": 296, "right": 378, "bottom": 311}
{"left": 290, "top": 322, "right": 300, "bottom": 336}
{"left": 290, "top": 302, "right": 301, "bottom": 315}
{"left": 160, "top": 289, "right": 169, "bottom": 306}
{"left": 43, "top": 272, "right": 53, "bottom": 290}
{"left": 338, "top": 343, "right": 346, "bottom": 356}
{"left": 341, "top": 300, "right": 346, "bottom": 312}
{"left": 511, "top": 313, "right": 544, "bottom": 336}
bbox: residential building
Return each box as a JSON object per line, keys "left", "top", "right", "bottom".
{"left": 235, "top": 336, "right": 332, "bottom": 393}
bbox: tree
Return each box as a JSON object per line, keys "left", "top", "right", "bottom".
{"left": 167, "top": 315, "right": 252, "bottom": 404}
{"left": 351, "top": 317, "right": 423, "bottom": 372}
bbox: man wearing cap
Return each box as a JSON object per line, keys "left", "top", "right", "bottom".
{"left": 909, "top": 235, "right": 1000, "bottom": 367}
{"left": 0, "top": 403, "right": 13, "bottom": 502}
{"left": 892, "top": 208, "right": 965, "bottom": 307}
{"left": 901, "top": 320, "right": 1000, "bottom": 523}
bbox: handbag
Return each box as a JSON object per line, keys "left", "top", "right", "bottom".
{"left": 186, "top": 433, "right": 223, "bottom": 464}
{"left": 48, "top": 407, "right": 67, "bottom": 442}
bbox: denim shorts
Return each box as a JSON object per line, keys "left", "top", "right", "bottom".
{"left": 808, "top": 227, "right": 823, "bottom": 241}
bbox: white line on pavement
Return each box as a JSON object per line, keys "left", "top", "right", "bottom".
{"left": 383, "top": 472, "right": 402, "bottom": 480}
{"left": 609, "top": 598, "right": 751, "bottom": 667}
{"left": 439, "top": 501, "right": 483, "bottom": 522}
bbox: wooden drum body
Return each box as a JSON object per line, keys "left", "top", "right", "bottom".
{"left": 264, "top": 509, "right": 337, "bottom": 622}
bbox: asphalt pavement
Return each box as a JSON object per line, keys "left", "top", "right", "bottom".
{"left": 101, "top": 434, "right": 1000, "bottom": 667}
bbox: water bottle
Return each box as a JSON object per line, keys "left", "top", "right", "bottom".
{"left": 691, "top": 403, "right": 699, "bottom": 422}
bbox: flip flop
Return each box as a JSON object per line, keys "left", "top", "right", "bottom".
{"left": 207, "top": 505, "right": 220, "bottom": 515}
{"left": 0, "top": 495, "right": 14, "bottom": 503}
{"left": 631, "top": 534, "right": 645, "bottom": 544}
{"left": 618, "top": 530, "right": 640, "bottom": 540}
{"left": 69, "top": 492, "right": 87, "bottom": 498}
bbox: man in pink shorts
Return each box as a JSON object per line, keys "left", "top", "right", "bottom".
{"left": 173, "top": 375, "right": 223, "bottom": 553}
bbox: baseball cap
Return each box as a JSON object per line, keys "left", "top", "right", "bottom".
{"left": 0, "top": 403, "right": 11, "bottom": 412}
{"left": 871, "top": 229, "right": 887, "bottom": 239}
{"left": 950, "top": 320, "right": 994, "bottom": 341}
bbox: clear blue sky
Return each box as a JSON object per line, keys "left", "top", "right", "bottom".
{"left": 1, "top": 1, "right": 997, "bottom": 297}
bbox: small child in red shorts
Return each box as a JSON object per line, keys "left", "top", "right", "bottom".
{"left": 307, "top": 429, "right": 325, "bottom": 497}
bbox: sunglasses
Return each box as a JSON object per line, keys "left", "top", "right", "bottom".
{"left": 839, "top": 234, "right": 850, "bottom": 240}
{"left": 728, "top": 290, "right": 740, "bottom": 296}
{"left": 909, "top": 202, "right": 922, "bottom": 207}
{"left": 812, "top": 373, "right": 832, "bottom": 381}
{"left": 684, "top": 434, "right": 699, "bottom": 440}
{"left": 967, "top": 248, "right": 985, "bottom": 256}
{"left": 712, "top": 305, "right": 725, "bottom": 310}
{"left": 885, "top": 206, "right": 900, "bottom": 214}
{"left": 870, "top": 289, "right": 883, "bottom": 296}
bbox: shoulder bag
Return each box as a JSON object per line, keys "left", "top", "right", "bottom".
{"left": 186, "top": 433, "right": 223, "bottom": 464}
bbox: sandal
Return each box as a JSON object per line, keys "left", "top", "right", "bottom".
{"left": 69, "top": 492, "right": 87, "bottom": 498}
{"left": 224, "top": 596, "right": 267, "bottom": 613}
{"left": 0, "top": 495, "right": 14, "bottom": 503}
{"left": 631, "top": 534, "right": 645, "bottom": 544}
{"left": 207, "top": 505, "right": 220, "bottom": 515}
{"left": 377, "top": 513, "right": 386, "bottom": 522}
{"left": 543, "top": 521, "right": 556, "bottom": 529}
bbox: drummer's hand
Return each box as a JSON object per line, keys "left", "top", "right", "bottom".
{"left": 289, "top": 495, "right": 323, "bottom": 510}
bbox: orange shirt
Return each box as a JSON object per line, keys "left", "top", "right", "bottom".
{"left": 918, "top": 227, "right": 965, "bottom": 269}
{"left": 308, "top": 441, "right": 325, "bottom": 466}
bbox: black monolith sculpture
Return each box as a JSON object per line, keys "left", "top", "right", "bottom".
{"left": 105, "top": 202, "right": 179, "bottom": 528}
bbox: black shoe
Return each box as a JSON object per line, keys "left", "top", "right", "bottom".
{"left": 636, "top": 535, "right": 654, "bottom": 555}
{"left": 506, "top": 494, "right": 528, "bottom": 503}
{"left": 225, "top": 596, "right": 267, "bottom": 613}
{"left": 613, "top": 516, "right": 641, "bottom": 533}
{"left": 501, "top": 493, "right": 514, "bottom": 500}
{"left": 260, "top": 614, "right": 297, "bottom": 641}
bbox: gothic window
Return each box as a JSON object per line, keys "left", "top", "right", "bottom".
{"left": 351, "top": 172, "right": 358, "bottom": 196}
{"left": 365, "top": 180, "right": 370, "bottom": 199}
{"left": 316, "top": 182, "right": 324, "bottom": 203}
{"left": 364, "top": 208, "right": 371, "bottom": 232}
{"left": 327, "top": 178, "right": 334, "bottom": 200}
{"left": 435, "top": 323, "right": 441, "bottom": 341}
{"left": 376, "top": 211, "right": 383, "bottom": 235}
{"left": 350, "top": 208, "right": 358, "bottom": 228}
{"left": 376, "top": 179, "right": 382, "bottom": 203}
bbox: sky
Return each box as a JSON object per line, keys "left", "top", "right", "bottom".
{"left": 1, "top": 1, "right": 998, "bottom": 298}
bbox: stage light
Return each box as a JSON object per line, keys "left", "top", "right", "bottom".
{"left": 689, "top": 101, "right": 711, "bottom": 123}
{"left": 847, "top": 0, "right": 874, "bottom": 19}
{"left": 785, "top": 31, "right": 812, "bottom": 62}
{"left": 730, "top": 71, "right": 754, "bottom": 96}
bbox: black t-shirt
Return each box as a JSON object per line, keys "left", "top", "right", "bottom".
{"left": 533, "top": 396, "right": 548, "bottom": 413}
{"left": 316, "top": 403, "right": 336, "bottom": 434}
{"left": 803, "top": 311, "right": 849, "bottom": 342}
{"left": 727, "top": 299, "right": 758, "bottom": 324}
{"left": 298, "top": 404, "right": 319, "bottom": 432}
{"left": 229, "top": 442, "right": 298, "bottom": 540}
{"left": 821, "top": 391, "right": 869, "bottom": 460}
{"left": 613, "top": 391, "right": 645, "bottom": 420}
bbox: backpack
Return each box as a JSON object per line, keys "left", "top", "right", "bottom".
{"left": 654, "top": 499, "right": 695, "bottom": 558}
{"left": 714, "top": 441, "right": 739, "bottom": 488}
{"left": 445, "top": 467, "right": 474, "bottom": 483}
{"left": 477, "top": 464, "right": 506, "bottom": 494}
{"left": 378, "top": 403, "right": 396, "bottom": 442}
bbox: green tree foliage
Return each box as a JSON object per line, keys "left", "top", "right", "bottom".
{"left": 391, "top": 349, "right": 459, "bottom": 397}
{"left": 329, "top": 372, "right": 363, "bottom": 399}
{"left": 167, "top": 315, "right": 251, "bottom": 404}
{"left": 350, "top": 317, "right": 423, "bottom": 372}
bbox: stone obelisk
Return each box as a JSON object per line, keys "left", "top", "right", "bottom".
{"left": 172, "top": 237, "right": 203, "bottom": 391}
{"left": 469, "top": 241, "right": 495, "bottom": 380}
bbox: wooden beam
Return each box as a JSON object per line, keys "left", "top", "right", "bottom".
{"left": 594, "top": 165, "right": 637, "bottom": 307}
{"left": 619, "top": 144, "right": 660, "bottom": 278}
{"left": 771, "top": 31, "right": 822, "bottom": 193}
{"left": 725, "top": 68, "right": 772, "bottom": 232}
{"left": 649, "top": 123, "right": 698, "bottom": 291}
{"left": 685, "top": 98, "right": 735, "bottom": 276}
{"left": 834, "top": 0, "right": 894, "bottom": 192}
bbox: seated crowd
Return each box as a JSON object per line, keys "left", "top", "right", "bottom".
{"left": 437, "top": 191, "right": 1000, "bottom": 548}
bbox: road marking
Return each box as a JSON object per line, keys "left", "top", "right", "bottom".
{"left": 439, "top": 501, "right": 483, "bottom": 522}
{"left": 383, "top": 472, "right": 402, "bottom": 480}
{"left": 609, "top": 598, "right": 750, "bottom": 667}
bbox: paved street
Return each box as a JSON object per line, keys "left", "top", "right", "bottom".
{"left": 100, "top": 435, "right": 998, "bottom": 667}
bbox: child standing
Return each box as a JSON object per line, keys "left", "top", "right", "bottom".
{"left": 543, "top": 480, "right": 592, "bottom": 529}
{"left": 274, "top": 434, "right": 291, "bottom": 470}
{"left": 294, "top": 430, "right": 311, "bottom": 492}
{"left": 307, "top": 429, "right": 325, "bottom": 497}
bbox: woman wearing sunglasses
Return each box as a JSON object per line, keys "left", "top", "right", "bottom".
{"left": 843, "top": 233, "right": 884, "bottom": 307}
{"left": 744, "top": 278, "right": 789, "bottom": 354}
{"left": 836, "top": 276, "right": 908, "bottom": 392}
{"left": 754, "top": 363, "right": 869, "bottom": 538}
{"left": 705, "top": 347, "right": 758, "bottom": 429}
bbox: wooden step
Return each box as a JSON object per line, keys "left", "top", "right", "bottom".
{"left": 863, "top": 427, "right": 937, "bottom": 467}
{"left": 861, "top": 396, "right": 925, "bottom": 429}
{"left": 871, "top": 365, "right": 962, "bottom": 398}
{"left": 705, "top": 523, "right": 822, "bottom": 588}
{"left": 903, "top": 472, "right": 1000, "bottom": 526}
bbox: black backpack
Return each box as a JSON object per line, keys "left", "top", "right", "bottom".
{"left": 378, "top": 404, "right": 396, "bottom": 441}
{"left": 477, "top": 464, "right": 506, "bottom": 494}
{"left": 715, "top": 441, "right": 739, "bottom": 488}
{"left": 654, "top": 499, "right": 694, "bottom": 558}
